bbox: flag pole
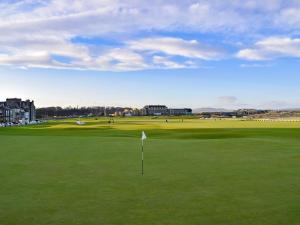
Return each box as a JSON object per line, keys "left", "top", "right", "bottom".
{"left": 142, "top": 138, "right": 144, "bottom": 176}
{"left": 141, "top": 131, "right": 146, "bottom": 176}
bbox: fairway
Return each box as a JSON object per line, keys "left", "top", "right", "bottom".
{"left": 1, "top": 118, "right": 300, "bottom": 225}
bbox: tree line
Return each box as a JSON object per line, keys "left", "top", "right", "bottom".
{"left": 36, "top": 106, "right": 130, "bottom": 118}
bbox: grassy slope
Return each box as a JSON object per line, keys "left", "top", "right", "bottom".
{"left": 0, "top": 118, "right": 300, "bottom": 225}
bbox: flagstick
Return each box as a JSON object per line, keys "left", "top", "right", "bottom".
{"left": 141, "top": 131, "right": 146, "bottom": 176}
{"left": 142, "top": 139, "right": 144, "bottom": 176}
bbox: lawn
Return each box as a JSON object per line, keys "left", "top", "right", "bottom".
{"left": 0, "top": 117, "right": 300, "bottom": 225}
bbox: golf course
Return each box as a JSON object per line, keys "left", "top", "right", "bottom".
{"left": 1, "top": 117, "right": 300, "bottom": 225}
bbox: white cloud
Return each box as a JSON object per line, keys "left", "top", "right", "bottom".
{"left": 237, "top": 37, "right": 300, "bottom": 60}
{"left": 0, "top": 51, "right": 51, "bottom": 66}
{"left": 0, "top": 0, "right": 298, "bottom": 38}
{"left": 128, "top": 37, "right": 222, "bottom": 60}
{"left": 0, "top": 35, "right": 217, "bottom": 71}
{"left": 275, "top": 5, "right": 300, "bottom": 29}
{"left": 90, "top": 48, "right": 149, "bottom": 71}
{"left": 152, "top": 56, "right": 193, "bottom": 69}
{"left": 0, "top": 0, "right": 289, "bottom": 36}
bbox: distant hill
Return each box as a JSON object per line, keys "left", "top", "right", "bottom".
{"left": 193, "top": 108, "right": 233, "bottom": 113}
{"left": 280, "top": 108, "right": 300, "bottom": 112}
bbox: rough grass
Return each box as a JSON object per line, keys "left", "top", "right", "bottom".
{"left": 0, "top": 117, "right": 300, "bottom": 225}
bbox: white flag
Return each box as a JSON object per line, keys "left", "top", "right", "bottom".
{"left": 141, "top": 131, "right": 147, "bottom": 140}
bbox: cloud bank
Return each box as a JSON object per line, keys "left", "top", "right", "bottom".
{"left": 1, "top": 0, "right": 300, "bottom": 71}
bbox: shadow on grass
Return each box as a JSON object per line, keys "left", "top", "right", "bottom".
{"left": 1, "top": 126, "right": 300, "bottom": 140}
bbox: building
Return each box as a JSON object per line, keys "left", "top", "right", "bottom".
{"left": 0, "top": 98, "right": 36, "bottom": 124}
{"left": 142, "top": 105, "right": 169, "bottom": 116}
{"left": 169, "top": 108, "right": 192, "bottom": 116}
{"left": 0, "top": 104, "right": 10, "bottom": 123}
{"left": 142, "top": 105, "right": 192, "bottom": 116}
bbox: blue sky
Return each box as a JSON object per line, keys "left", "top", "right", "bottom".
{"left": 1, "top": 0, "right": 300, "bottom": 109}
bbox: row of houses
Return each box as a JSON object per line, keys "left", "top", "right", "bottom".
{"left": 0, "top": 98, "right": 36, "bottom": 124}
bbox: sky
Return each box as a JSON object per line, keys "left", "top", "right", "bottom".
{"left": 1, "top": 0, "right": 300, "bottom": 109}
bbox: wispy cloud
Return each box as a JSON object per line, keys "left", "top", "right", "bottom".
{"left": 240, "top": 63, "right": 273, "bottom": 68}
{"left": 152, "top": 56, "right": 197, "bottom": 69}
{"left": 128, "top": 37, "right": 222, "bottom": 60}
{"left": 237, "top": 37, "right": 300, "bottom": 60}
{"left": 218, "top": 96, "right": 238, "bottom": 104}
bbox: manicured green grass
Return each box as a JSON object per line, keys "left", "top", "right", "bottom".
{"left": 0, "top": 117, "right": 300, "bottom": 225}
